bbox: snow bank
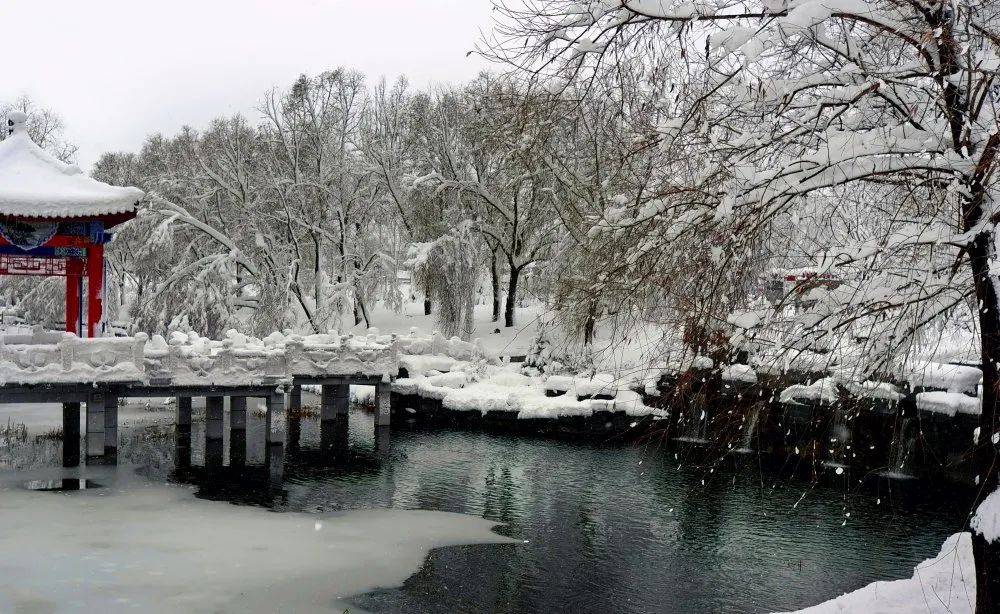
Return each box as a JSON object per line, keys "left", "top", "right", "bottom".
{"left": 400, "top": 353, "right": 462, "bottom": 375}
{"left": 394, "top": 329, "right": 496, "bottom": 363}
{"left": 575, "top": 373, "right": 618, "bottom": 397}
{"left": 782, "top": 532, "right": 974, "bottom": 614}
{"left": 908, "top": 363, "right": 982, "bottom": 393}
{"left": 543, "top": 372, "right": 621, "bottom": 397}
{"left": 543, "top": 374, "right": 575, "bottom": 393}
{"left": 916, "top": 391, "right": 981, "bottom": 417}
{"left": 397, "top": 363, "right": 665, "bottom": 420}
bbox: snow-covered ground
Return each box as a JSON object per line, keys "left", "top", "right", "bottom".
{"left": 347, "top": 302, "right": 545, "bottom": 359}
{"left": 346, "top": 300, "right": 673, "bottom": 378}
{"left": 782, "top": 532, "right": 975, "bottom": 614}
{"left": 0, "top": 465, "right": 513, "bottom": 613}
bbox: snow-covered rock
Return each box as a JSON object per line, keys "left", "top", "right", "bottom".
{"left": 908, "top": 362, "right": 982, "bottom": 394}
{"left": 916, "top": 391, "right": 980, "bottom": 417}
{"left": 575, "top": 372, "right": 618, "bottom": 397}
{"left": 721, "top": 364, "right": 757, "bottom": 384}
{"left": 780, "top": 377, "right": 839, "bottom": 405}
{"left": 398, "top": 362, "right": 666, "bottom": 421}
{"left": 843, "top": 380, "right": 904, "bottom": 403}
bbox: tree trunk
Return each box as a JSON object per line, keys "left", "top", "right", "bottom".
{"left": 583, "top": 300, "right": 597, "bottom": 345}
{"left": 423, "top": 272, "right": 433, "bottom": 315}
{"left": 491, "top": 255, "right": 501, "bottom": 323}
{"left": 970, "top": 229, "right": 1000, "bottom": 614}
{"left": 314, "top": 235, "right": 322, "bottom": 327}
{"left": 356, "top": 295, "right": 370, "bottom": 328}
{"left": 504, "top": 265, "right": 520, "bottom": 328}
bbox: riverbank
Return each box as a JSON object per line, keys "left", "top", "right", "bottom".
{"left": 783, "top": 532, "right": 975, "bottom": 614}
{"left": 385, "top": 332, "right": 980, "bottom": 487}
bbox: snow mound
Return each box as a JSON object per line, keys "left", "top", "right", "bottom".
{"left": 721, "top": 364, "right": 757, "bottom": 384}
{"left": 399, "top": 363, "right": 665, "bottom": 420}
{"left": 972, "top": 489, "right": 1000, "bottom": 544}
{"left": 780, "top": 377, "right": 839, "bottom": 405}
{"left": 848, "top": 381, "right": 904, "bottom": 403}
{"left": 916, "top": 391, "right": 980, "bottom": 417}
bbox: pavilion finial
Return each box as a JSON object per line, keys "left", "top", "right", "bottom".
{"left": 6, "top": 111, "right": 27, "bottom": 136}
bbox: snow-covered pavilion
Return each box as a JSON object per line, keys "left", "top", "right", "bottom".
{"left": 0, "top": 111, "right": 143, "bottom": 337}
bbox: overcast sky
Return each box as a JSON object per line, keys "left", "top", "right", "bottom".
{"left": 4, "top": 0, "right": 495, "bottom": 170}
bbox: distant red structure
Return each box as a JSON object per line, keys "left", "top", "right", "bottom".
{"left": 0, "top": 112, "right": 143, "bottom": 337}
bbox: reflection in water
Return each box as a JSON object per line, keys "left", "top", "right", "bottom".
{"left": 206, "top": 437, "right": 224, "bottom": 469}
{"left": 288, "top": 414, "right": 302, "bottom": 455}
{"left": 230, "top": 427, "right": 246, "bottom": 468}
{"left": 320, "top": 417, "right": 350, "bottom": 461}
{"left": 175, "top": 423, "right": 191, "bottom": 469}
{"left": 2, "top": 404, "right": 973, "bottom": 614}
{"left": 375, "top": 424, "right": 391, "bottom": 458}
{"left": 24, "top": 478, "right": 99, "bottom": 491}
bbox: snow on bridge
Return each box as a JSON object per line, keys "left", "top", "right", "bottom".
{"left": 0, "top": 327, "right": 414, "bottom": 476}
{"left": 0, "top": 328, "right": 400, "bottom": 387}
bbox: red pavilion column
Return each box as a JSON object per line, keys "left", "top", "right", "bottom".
{"left": 65, "top": 258, "right": 83, "bottom": 335}
{"left": 86, "top": 244, "right": 104, "bottom": 338}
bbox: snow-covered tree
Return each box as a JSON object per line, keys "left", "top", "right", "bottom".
{"left": 416, "top": 75, "right": 562, "bottom": 328}
{"left": 97, "top": 70, "right": 402, "bottom": 337}
{"left": 487, "top": 0, "right": 1000, "bottom": 608}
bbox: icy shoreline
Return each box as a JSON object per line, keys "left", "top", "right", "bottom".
{"left": 781, "top": 532, "right": 975, "bottom": 614}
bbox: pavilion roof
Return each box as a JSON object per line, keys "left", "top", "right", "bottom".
{"left": 0, "top": 112, "right": 143, "bottom": 220}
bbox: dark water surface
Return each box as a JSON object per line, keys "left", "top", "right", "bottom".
{"left": 6, "top": 403, "right": 972, "bottom": 614}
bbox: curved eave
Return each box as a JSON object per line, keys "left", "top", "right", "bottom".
{"left": 0, "top": 206, "right": 139, "bottom": 229}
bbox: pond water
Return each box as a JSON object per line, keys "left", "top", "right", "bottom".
{"left": 0, "top": 400, "right": 972, "bottom": 613}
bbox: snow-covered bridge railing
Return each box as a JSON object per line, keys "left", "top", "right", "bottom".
{"left": 0, "top": 327, "right": 408, "bottom": 473}
{"left": 0, "top": 331, "right": 145, "bottom": 385}
{"left": 0, "top": 328, "right": 401, "bottom": 387}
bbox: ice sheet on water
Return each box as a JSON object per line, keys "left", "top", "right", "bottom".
{"left": 0, "top": 466, "right": 514, "bottom": 613}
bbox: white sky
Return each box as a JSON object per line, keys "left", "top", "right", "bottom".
{"left": 3, "top": 0, "right": 495, "bottom": 170}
